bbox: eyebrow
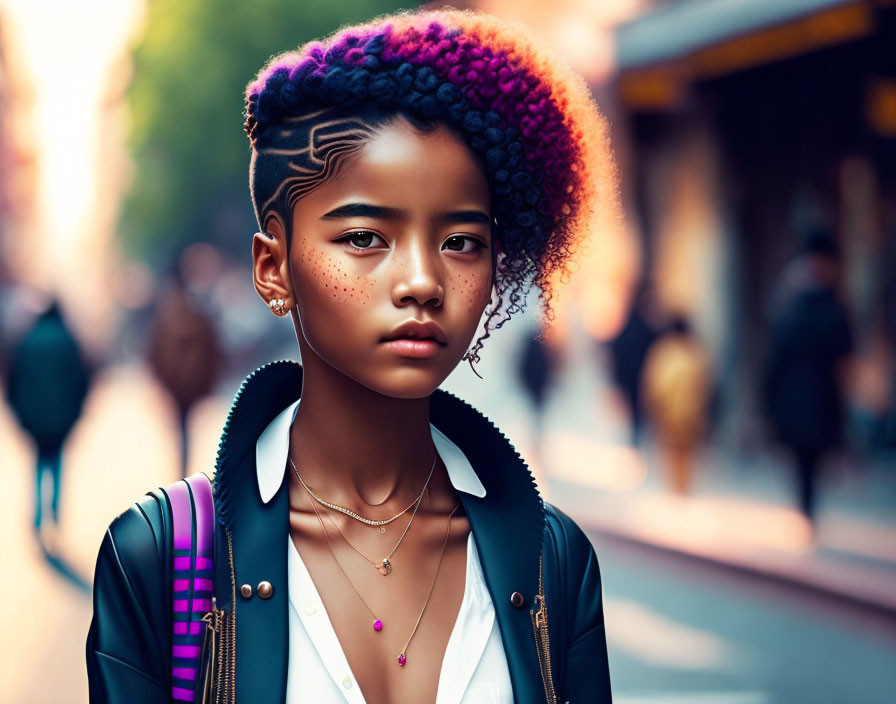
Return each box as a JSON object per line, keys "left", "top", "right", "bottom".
{"left": 322, "top": 203, "right": 402, "bottom": 220}
{"left": 321, "top": 202, "right": 491, "bottom": 225}
{"left": 442, "top": 210, "right": 492, "bottom": 225}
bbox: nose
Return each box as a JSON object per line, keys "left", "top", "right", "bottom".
{"left": 391, "top": 239, "right": 444, "bottom": 308}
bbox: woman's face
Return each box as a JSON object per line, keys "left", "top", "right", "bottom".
{"left": 280, "top": 117, "right": 493, "bottom": 398}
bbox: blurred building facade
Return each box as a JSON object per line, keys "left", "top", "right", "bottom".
{"left": 0, "top": 10, "right": 38, "bottom": 367}
{"left": 0, "top": 12, "right": 32, "bottom": 276}
{"left": 0, "top": 15, "right": 14, "bottom": 253}
{"left": 612, "top": 0, "right": 896, "bottom": 452}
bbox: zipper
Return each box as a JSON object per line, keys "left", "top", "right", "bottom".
{"left": 530, "top": 553, "right": 559, "bottom": 704}
{"left": 198, "top": 600, "right": 221, "bottom": 704}
{"left": 219, "top": 527, "right": 237, "bottom": 704}
{"left": 197, "top": 527, "right": 237, "bottom": 704}
{"left": 211, "top": 364, "right": 288, "bottom": 700}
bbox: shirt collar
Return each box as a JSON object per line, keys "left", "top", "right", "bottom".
{"left": 255, "top": 398, "right": 487, "bottom": 504}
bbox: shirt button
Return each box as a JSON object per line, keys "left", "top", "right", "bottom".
{"left": 304, "top": 601, "right": 317, "bottom": 615}
{"left": 257, "top": 581, "right": 274, "bottom": 599}
{"left": 510, "top": 591, "right": 525, "bottom": 608}
{"left": 342, "top": 676, "right": 353, "bottom": 689}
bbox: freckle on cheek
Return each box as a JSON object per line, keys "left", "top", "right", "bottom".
{"left": 449, "top": 270, "right": 490, "bottom": 313}
{"left": 314, "top": 258, "right": 373, "bottom": 304}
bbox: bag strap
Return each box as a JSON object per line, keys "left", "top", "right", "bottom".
{"left": 163, "top": 473, "right": 215, "bottom": 703}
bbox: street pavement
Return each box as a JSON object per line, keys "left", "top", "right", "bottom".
{"left": 592, "top": 532, "right": 896, "bottom": 704}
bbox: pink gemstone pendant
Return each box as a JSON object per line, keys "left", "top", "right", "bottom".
{"left": 373, "top": 619, "right": 383, "bottom": 632}
{"left": 397, "top": 653, "right": 407, "bottom": 667}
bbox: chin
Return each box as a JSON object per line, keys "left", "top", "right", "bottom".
{"left": 359, "top": 366, "right": 453, "bottom": 399}
{"left": 301, "top": 334, "right": 468, "bottom": 399}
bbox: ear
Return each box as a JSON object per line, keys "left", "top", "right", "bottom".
{"left": 251, "top": 214, "right": 293, "bottom": 310}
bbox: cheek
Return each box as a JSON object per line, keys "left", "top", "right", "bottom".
{"left": 294, "top": 247, "right": 374, "bottom": 306}
{"left": 448, "top": 267, "right": 493, "bottom": 315}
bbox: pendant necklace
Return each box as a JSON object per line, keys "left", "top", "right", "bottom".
{"left": 324, "top": 492, "right": 425, "bottom": 576}
{"left": 290, "top": 457, "right": 428, "bottom": 575}
{"left": 289, "top": 453, "right": 436, "bottom": 534}
{"left": 301, "top": 479, "right": 458, "bottom": 667}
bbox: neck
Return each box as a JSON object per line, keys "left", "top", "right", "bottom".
{"left": 289, "top": 357, "right": 435, "bottom": 509}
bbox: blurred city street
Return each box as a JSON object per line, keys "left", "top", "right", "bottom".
{"left": 3, "top": 0, "right": 896, "bottom": 702}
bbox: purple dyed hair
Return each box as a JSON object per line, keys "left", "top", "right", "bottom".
{"left": 245, "top": 9, "right": 618, "bottom": 367}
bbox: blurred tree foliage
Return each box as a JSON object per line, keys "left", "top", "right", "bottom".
{"left": 122, "top": 0, "right": 411, "bottom": 261}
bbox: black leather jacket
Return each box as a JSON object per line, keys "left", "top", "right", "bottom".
{"left": 86, "top": 361, "right": 612, "bottom": 703}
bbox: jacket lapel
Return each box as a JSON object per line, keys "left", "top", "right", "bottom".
{"left": 213, "top": 361, "right": 300, "bottom": 702}
{"left": 431, "top": 391, "right": 547, "bottom": 704}
{"left": 212, "top": 362, "right": 548, "bottom": 703}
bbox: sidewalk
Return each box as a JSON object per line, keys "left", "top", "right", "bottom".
{"left": 540, "top": 432, "right": 896, "bottom": 616}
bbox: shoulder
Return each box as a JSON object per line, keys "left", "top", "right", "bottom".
{"left": 541, "top": 501, "right": 606, "bottom": 638}
{"left": 94, "top": 491, "right": 171, "bottom": 607}
{"left": 88, "top": 492, "right": 173, "bottom": 698}
{"left": 542, "top": 501, "right": 600, "bottom": 575}
{"left": 542, "top": 503, "right": 612, "bottom": 698}
{"left": 105, "top": 491, "right": 168, "bottom": 561}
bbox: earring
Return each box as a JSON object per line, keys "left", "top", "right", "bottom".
{"left": 268, "top": 298, "right": 288, "bottom": 316}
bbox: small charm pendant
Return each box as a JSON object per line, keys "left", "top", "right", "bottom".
{"left": 379, "top": 558, "right": 392, "bottom": 576}
{"left": 372, "top": 619, "right": 383, "bottom": 632}
{"left": 379, "top": 526, "right": 386, "bottom": 534}
{"left": 397, "top": 652, "right": 407, "bottom": 667}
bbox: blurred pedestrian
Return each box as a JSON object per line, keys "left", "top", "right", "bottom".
{"left": 606, "top": 288, "right": 660, "bottom": 445}
{"left": 4, "top": 299, "right": 91, "bottom": 546}
{"left": 147, "top": 274, "right": 223, "bottom": 478}
{"left": 762, "top": 227, "right": 853, "bottom": 526}
{"left": 516, "top": 324, "right": 561, "bottom": 473}
{"left": 642, "top": 316, "right": 713, "bottom": 494}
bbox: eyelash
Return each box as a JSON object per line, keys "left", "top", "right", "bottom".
{"left": 333, "top": 231, "right": 387, "bottom": 251}
{"left": 443, "top": 234, "right": 487, "bottom": 254}
{"left": 335, "top": 230, "right": 487, "bottom": 254}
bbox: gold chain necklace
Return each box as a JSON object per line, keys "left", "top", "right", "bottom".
{"left": 288, "top": 453, "right": 436, "bottom": 533}
{"left": 301, "top": 479, "right": 458, "bottom": 667}
{"left": 290, "top": 460, "right": 425, "bottom": 575}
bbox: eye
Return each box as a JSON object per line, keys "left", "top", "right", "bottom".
{"left": 442, "top": 235, "right": 487, "bottom": 254}
{"left": 336, "top": 230, "right": 387, "bottom": 250}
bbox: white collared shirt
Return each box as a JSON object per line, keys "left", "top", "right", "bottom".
{"left": 256, "top": 399, "right": 513, "bottom": 703}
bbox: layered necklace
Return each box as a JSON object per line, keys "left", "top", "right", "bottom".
{"left": 290, "top": 454, "right": 436, "bottom": 534}
{"left": 290, "top": 454, "right": 457, "bottom": 667}
{"left": 289, "top": 455, "right": 434, "bottom": 576}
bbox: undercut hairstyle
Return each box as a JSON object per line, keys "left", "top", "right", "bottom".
{"left": 245, "top": 8, "right": 618, "bottom": 368}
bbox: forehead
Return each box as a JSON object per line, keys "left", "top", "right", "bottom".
{"left": 294, "top": 118, "right": 490, "bottom": 219}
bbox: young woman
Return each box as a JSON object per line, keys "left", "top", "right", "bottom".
{"left": 87, "top": 9, "right": 617, "bottom": 703}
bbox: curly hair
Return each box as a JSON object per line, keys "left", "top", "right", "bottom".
{"left": 245, "top": 8, "right": 618, "bottom": 368}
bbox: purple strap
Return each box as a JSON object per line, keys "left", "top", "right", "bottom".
{"left": 165, "top": 473, "right": 215, "bottom": 703}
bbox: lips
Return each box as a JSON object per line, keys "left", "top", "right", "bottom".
{"left": 383, "top": 320, "right": 447, "bottom": 346}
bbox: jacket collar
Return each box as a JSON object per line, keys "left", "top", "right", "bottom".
{"left": 212, "top": 360, "right": 547, "bottom": 703}
{"left": 254, "top": 397, "right": 486, "bottom": 503}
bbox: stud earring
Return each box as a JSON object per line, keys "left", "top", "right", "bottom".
{"left": 268, "top": 298, "right": 288, "bottom": 317}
